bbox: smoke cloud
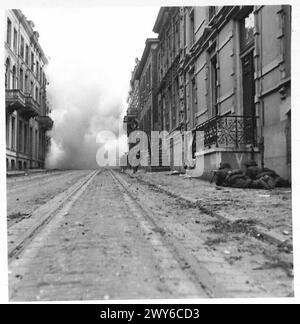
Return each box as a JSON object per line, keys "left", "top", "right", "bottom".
{"left": 21, "top": 8, "right": 158, "bottom": 170}
{"left": 45, "top": 68, "right": 126, "bottom": 169}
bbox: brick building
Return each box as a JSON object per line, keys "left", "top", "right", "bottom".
{"left": 5, "top": 9, "right": 53, "bottom": 171}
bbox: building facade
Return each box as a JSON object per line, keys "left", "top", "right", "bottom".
{"left": 124, "top": 58, "right": 140, "bottom": 148}
{"left": 182, "top": 5, "right": 291, "bottom": 180}
{"left": 153, "top": 7, "right": 186, "bottom": 169}
{"left": 5, "top": 9, "right": 53, "bottom": 171}
{"left": 124, "top": 38, "right": 167, "bottom": 169}
{"left": 180, "top": 5, "right": 291, "bottom": 179}
{"left": 135, "top": 39, "right": 159, "bottom": 137}
{"left": 124, "top": 5, "right": 291, "bottom": 180}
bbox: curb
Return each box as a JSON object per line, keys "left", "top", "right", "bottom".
{"left": 124, "top": 171, "right": 291, "bottom": 249}
{"left": 6, "top": 172, "right": 26, "bottom": 178}
{"left": 7, "top": 169, "right": 53, "bottom": 178}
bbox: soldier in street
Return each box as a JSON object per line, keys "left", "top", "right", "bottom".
{"left": 213, "top": 160, "right": 289, "bottom": 189}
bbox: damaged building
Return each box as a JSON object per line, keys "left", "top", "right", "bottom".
{"left": 5, "top": 9, "right": 53, "bottom": 171}
{"left": 124, "top": 5, "right": 291, "bottom": 181}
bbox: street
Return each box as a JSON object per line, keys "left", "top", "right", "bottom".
{"left": 7, "top": 169, "right": 293, "bottom": 301}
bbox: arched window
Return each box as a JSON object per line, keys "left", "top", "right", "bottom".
{"left": 5, "top": 58, "right": 10, "bottom": 89}
{"left": 12, "top": 65, "right": 16, "bottom": 89}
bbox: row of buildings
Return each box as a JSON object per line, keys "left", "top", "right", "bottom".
{"left": 124, "top": 5, "right": 291, "bottom": 181}
{"left": 5, "top": 9, "right": 53, "bottom": 171}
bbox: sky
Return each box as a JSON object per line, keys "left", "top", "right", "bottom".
{"left": 22, "top": 7, "right": 159, "bottom": 169}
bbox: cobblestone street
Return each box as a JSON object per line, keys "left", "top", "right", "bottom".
{"left": 7, "top": 169, "right": 293, "bottom": 301}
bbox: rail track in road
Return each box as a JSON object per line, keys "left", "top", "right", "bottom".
{"left": 109, "top": 169, "right": 293, "bottom": 298}
{"left": 110, "top": 169, "right": 224, "bottom": 298}
{"left": 8, "top": 169, "right": 292, "bottom": 299}
{"left": 8, "top": 170, "right": 99, "bottom": 262}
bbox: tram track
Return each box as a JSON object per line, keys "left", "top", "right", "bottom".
{"left": 109, "top": 169, "right": 219, "bottom": 298}
{"left": 7, "top": 168, "right": 292, "bottom": 300}
{"left": 8, "top": 170, "right": 99, "bottom": 262}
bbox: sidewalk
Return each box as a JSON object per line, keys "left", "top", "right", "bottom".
{"left": 124, "top": 169, "right": 292, "bottom": 247}
{"left": 7, "top": 169, "right": 53, "bottom": 178}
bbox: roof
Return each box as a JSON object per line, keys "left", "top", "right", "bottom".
{"left": 135, "top": 38, "right": 159, "bottom": 80}
{"left": 12, "top": 9, "right": 48, "bottom": 65}
{"left": 153, "top": 7, "right": 166, "bottom": 33}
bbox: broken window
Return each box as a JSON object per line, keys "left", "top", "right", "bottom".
{"left": 240, "top": 11, "right": 255, "bottom": 52}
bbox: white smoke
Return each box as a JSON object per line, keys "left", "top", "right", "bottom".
{"left": 45, "top": 70, "right": 127, "bottom": 169}
{"left": 22, "top": 7, "right": 158, "bottom": 169}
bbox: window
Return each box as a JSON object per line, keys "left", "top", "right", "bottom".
{"left": 20, "top": 36, "right": 24, "bottom": 58}
{"left": 210, "top": 54, "right": 218, "bottom": 116}
{"left": 24, "top": 124, "right": 28, "bottom": 154}
{"left": 20, "top": 68, "right": 24, "bottom": 92}
{"left": 286, "top": 112, "right": 291, "bottom": 165}
{"left": 175, "top": 21, "right": 180, "bottom": 55}
{"left": 5, "top": 58, "right": 10, "bottom": 89}
{"left": 11, "top": 116, "right": 15, "bottom": 150}
{"left": 25, "top": 45, "right": 29, "bottom": 65}
{"left": 191, "top": 77, "right": 198, "bottom": 124}
{"left": 240, "top": 11, "right": 255, "bottom": 52}
{"left": 7, "top": 18, "right": 12, "bottom": 46}
{"left": 30, "top": 127, "right": 33, "bottom": 158}
{"left": 35, "top": 130, "right": 38, "bottom": 159}
{"left": 189, "top": 10, "right": 195, "bottom": 46}
{"left": 31, "top": 52, "right": 34, "bottom": 71}
{"left": 13, "top": 28, "right": 17, "bottom": 53}
{"left": 36, "top": 61, "right": 39, "bottom": 79}
{"left": 25, "top": 74, "right": 28, "bottom": 93}
{"left": 18, "top": 120, "right": 23, "bottom": 152}
{"left": 35, "top": 86, "right": 38, "bottom": 102}
{"left": 6, "top": 116, "right": 10, "bottom": 148}
{"left": 12, "top": 66, "right": 16, "bottom": 89}
{"left": 30, "top": 81, "right": 34, "bottom": 96}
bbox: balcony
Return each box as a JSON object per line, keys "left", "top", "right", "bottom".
{"left": 124, "top": 108, "right": 139, "bottom": 136}
{"left": 195, "top": 115, "right": 258, "bottom": 149}
{"left": 5, "top": 89, "right": 26, "bottom": 114}
{"left": 126, "top": 108, "right": 139, "bottom": 118}
{"left": 37, "top": 116, "right": 54, "bottom": 131}
{"left": 21, "top": 94, "right": 40, "bottom": 118}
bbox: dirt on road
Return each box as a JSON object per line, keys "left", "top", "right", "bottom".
{"left": 7, "top": 170, "right": 91, "bottom": 228}
{"left": 7, "top": 169, "right": 293, "bottom": 301}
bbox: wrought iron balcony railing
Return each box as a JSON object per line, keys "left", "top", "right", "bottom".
{"left": 194, "top": 115, "right": 258, "bottom": 149}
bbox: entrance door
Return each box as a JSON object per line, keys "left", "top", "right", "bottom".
{"left": 242, "top": 52, "right": 256, "bottom": 144}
